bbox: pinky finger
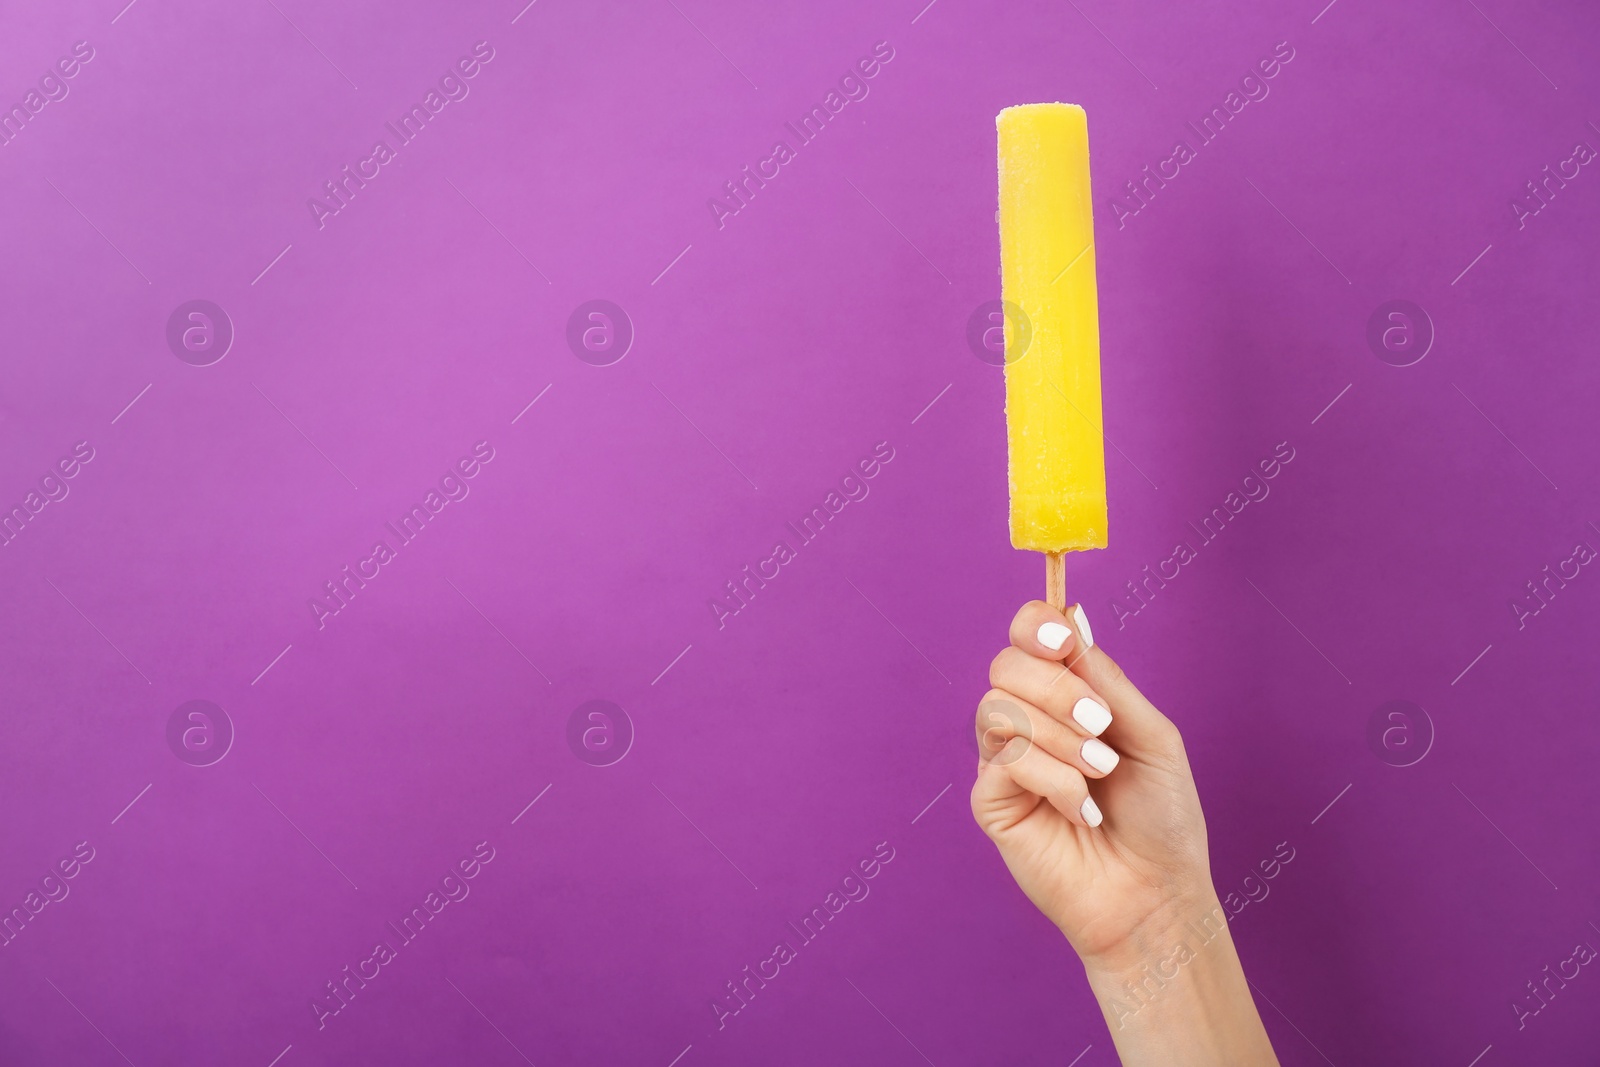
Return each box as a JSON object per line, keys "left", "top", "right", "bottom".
{"left": 971, "top": 747, "right": 1040, "bottom": 840}
{"left": 992, "top": 737, "right": 1103, "bottom": 829}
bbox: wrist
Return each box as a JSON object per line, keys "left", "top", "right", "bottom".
{"left": 1075, "top": 892, "right": 1278, "bottom": 1066}
{"left": 1072, "top": 885, "right": 1228, "bottom": 978}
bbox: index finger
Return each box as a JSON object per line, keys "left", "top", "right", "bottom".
{"left": 1008, "top": 600, "right": 1181, "bottom": 761}
{"left": 1007, "top": 600, "right": 1092, "bottom": 661}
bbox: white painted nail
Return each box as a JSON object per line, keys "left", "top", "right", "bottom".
{"left": 1072, "top": 604, "right": 1095, "bottom": 648}
{"left": 1038, "top": 622, "right": 1071, "bottom": 651}
{"left": 1072, "top": 697, "right": 1112, "bottom": 737}
{"left": 1081, "top": 795, "right": 1103, "bottom": 828}
{"left": 1081, "top": 737, "right": 1120, "bottom": 775}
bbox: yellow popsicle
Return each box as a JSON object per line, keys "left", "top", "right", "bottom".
{"left": 998, "top": 103, "right": 1107, "bottom": 585}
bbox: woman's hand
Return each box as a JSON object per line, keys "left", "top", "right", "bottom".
{"left": 970, "top": 599, "right": 1210, "bottom": 962}
{"left": 971, "top": 600, "right": 1278, "bottom": 1066}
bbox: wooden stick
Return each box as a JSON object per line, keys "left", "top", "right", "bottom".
{"left": 1045, "top": 552, "right": 1066, "bottom": 611}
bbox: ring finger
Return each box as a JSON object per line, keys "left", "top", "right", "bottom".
{"left": 976, "top": 689, "right": 1121, "bottom": 779}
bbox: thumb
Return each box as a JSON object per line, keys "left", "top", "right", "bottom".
{"left": 1060, "top": 605, "right": 1184, "bottom": 764}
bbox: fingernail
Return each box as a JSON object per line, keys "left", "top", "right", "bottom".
{"left": 1038, "top": 622, "right": 1071, "bottom": 651}
{"left": 1082, "top": 737, "right": 1119, "bottom": 774}
{"left": 1081, "top": 795, "right": 1103, "bottom": 828}
{"left": 1072, "top": 697, "right": 1112, "bottom": 736}
{"left": 1072, "top": 605, "right": 1095, "bottom": 648}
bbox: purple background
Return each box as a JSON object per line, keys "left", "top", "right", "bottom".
{"left": 2, "top": 0, "right": 1598, "bottom": 1063}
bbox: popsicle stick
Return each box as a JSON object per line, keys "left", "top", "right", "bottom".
{"left": 1045, "top": 552, "right": 1066, "bottom": 611}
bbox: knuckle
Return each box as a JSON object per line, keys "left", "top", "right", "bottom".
{"left": 968, "top": 783, "right": 1001, "bottom": 835}
{"left": 975, "top": 689, "right": 1012, "bottom": 726}
{"left": 1054, "top": 767, "right": 1087, "bottom": 802}
{"left": 1009, "top": 603, "right": 1044, "bottom": 641}
{"left": 1014, "top": 599, "right": 1049, "bottom": 627}
{"left": 1038, "top": 668, "right": 1085, "bottom": 717}
{"left": 988, "top": 647, "right": 1013, "bottom": 686}
{"left": 990, "top": 645, "right": 1037, "bottom": 687}
{"left": 1155, "top": 718, "right": 1184, "bottom": 749}
{"left": 1146, "top": 720, "right": 1188, "bottom": 769}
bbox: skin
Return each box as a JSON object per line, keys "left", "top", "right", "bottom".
{"left": 971, "top": 600, "right": 1280, "bottom": 1066}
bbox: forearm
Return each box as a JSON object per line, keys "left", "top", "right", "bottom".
{"left": 1079, "top": 893, "right": 1278, "bottom": 1067}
